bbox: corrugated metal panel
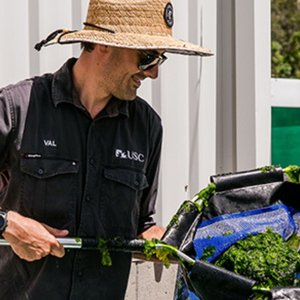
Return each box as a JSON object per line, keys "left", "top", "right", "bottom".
{"left": 0, "top": 1, "right": 30, "bottom": 85}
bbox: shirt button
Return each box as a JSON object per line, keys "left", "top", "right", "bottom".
{"left": 78, "top": 271, "right": 83, "bottom": 277}
{"left": 86, "top": 196, "right": 91, "bottom": 202}
{"left": 37, "top": 168, "right": 44, "bottom": 175}
{"left": 89, "top": 158, "right": 95, "bottom": 165}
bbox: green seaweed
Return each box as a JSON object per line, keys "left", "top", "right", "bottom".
{"left": 143, "top": 239, "right": 180, "bottom": 268}
{"left": 201, "top": 246, "right": 216, "bottom": 261}
{"left": 260, "top": 165, "right": 277, "bottom": 173}
{"left": 97, "top": 238, "right": 112, "bottom": 267}
{"left": 194, "top": 183, "right": 216, "bottom": 208}
{"left": 284, "top": 165, "right": 300, "bottom": 183}
{"left": 215, "top": 229, "right": 300, "bottom": 291}
{"left": 167, "top": 214, "right": 180, "bottom": 229}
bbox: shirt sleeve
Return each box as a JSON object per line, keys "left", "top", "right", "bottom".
{"left": 0, "top": 88, "right": 14, "bottom": 169}
{"left": 137, "top": 119, "right": 163, "bottom": 234}
{"left": 0, "top": 80, "right": 33, "bottom": 170}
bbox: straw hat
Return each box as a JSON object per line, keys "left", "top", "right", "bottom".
{"left": 36, "top": 0, "right": 213, "bottom": 56}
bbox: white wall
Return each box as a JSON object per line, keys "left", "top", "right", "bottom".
{"left": 235, "top": 0, "right": 271, "bottom": 169}
{"left": 216, "top": 0, "right": 271, "bottom": 174}
{"left": 156, "top": 0, "right": 217, "bottom": 225}
{"left": 0, "top": 1, "right": 30, "bottom": 85}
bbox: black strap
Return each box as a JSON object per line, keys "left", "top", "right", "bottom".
{"left": 34, "top": 29, "right": 65, "bottom": 51}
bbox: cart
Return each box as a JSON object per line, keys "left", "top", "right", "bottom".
{"left": 162, "top": 166, "right": 300, "bottom": 300}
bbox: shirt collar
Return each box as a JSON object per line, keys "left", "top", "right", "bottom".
{"left": 51, "top": 58, "right": 129, "bottom": 118}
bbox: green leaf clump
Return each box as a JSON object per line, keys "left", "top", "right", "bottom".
{"left": 201, "top": 246, "right": 216, "bottom": 261}
{"left": 167, "top": 214, "right": 180, "bottom": 229}
{"left": 194, "top": 183, "right": 216, "bottom": 207}
{"left": 283, "top": 165, "right": 300, "bottom": 183}
{"left": 260, "top": 165, "right": 277, "bottom": 173}
{"left": 166, "top": 201, "right": 200, "bottom": 230}
{"left": 143, "top": 239, "right": 177, "bottom": 268}
{"left": 215, "top": 229, "right": 300, "bottom": 290}
{"left": 97, "top": 238, "right": 112, "bottom": 267}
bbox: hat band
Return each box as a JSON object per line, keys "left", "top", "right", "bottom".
{"left": 83, "top": 22, "right": 115, "bottom": 34}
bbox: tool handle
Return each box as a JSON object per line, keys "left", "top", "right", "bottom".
{"left": 0, "top": 237, "right": 83, "bottom": 249}
{"left": 0, "top": 237, "right": 145, "bottom": 252}
{"left": 0, "top": 238, "right": 194, "bottom": 265}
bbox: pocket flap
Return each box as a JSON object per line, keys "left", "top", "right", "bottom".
{"left": 20, "top": 157, "right": 79, "bottom": 179}
{"left": 104, "top": 168, "right": 149, "bottom": 191}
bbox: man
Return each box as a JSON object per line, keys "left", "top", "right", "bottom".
{"left": 0, "top": 0, "right": 212, "bottom": 299}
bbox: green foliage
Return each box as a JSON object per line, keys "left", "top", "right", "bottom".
{"left": 167, "top": 201, "right": 200, "bottom": 230}
{"left": 283, "top": 164, "right": 300, "bottom": 182}
{"left": 272, "top": 0, "right": 300, "bottom": 78}
{"left": 215, "top": 229, "right": 300, "bottom": 290}
{"left": 260, "top": 165, "right": 277, "bottom": 173}
{"left": 97, "top": 239, "right": 112, "bottom": 267}
{"left": 194, "top": 183, "right": 216, "bottom": 207}
{"left": 167, "top": 213, "right": 180, "bottom": 229}
{"left": 143, "top": 239, "right": 178, "bottom": 268}
{"left": 258, "top": 164, "right": 300, "bottom": 183}
{"left": 201, "top": 246, "right": 216, "bottom": 261}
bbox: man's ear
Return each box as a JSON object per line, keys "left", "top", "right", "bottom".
{"left": 95, "top": 44, "right": 109, "bottom": 54}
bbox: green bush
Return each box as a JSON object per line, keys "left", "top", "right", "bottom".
{"left": 272, "top": 0, "right": 300, "bottom": 78}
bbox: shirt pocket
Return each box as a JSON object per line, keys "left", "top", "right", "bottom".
{"left": 20, "top": 156, "right": 79, "bottom": 227}
{"left": 101, "top": 167, "right": 149, "bottom": 238}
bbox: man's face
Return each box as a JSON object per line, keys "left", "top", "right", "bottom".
{"left": 102, "top": 47, "right": 166, "bottom": 101}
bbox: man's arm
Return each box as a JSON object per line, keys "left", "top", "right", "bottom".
{"left": 138, "top": 224, "right": 165, "bottom": 240}
{"left": 138, "top": 116, "right": 164, "bottom": 240}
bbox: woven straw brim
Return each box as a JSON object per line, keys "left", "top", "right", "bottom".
{"left": 49, "top": 30, "right": 213, "bottom": 56}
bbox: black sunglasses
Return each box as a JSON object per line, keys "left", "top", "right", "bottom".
{"left": 138, "top": 51, "right": 168, "bottom": 71}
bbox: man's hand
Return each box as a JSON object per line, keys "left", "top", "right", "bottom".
{"left": 138, "top": 225, "right": 165, "bottom": 240}
{"left": 2, "top": 211, "right": 69, "bottom": 262}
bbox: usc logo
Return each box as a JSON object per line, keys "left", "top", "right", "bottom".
{"left": 115, "top": 149, "right": 145, "bottom": 163}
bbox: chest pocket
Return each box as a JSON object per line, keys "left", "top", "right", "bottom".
{"left": 104, "top": 168, "right": 148, "bottom": 191}
{"left": 101, "top": 167, "right": 149, "bottom": 238}
{"left": 20, "top": 156, "right": 79, "bottom": 227}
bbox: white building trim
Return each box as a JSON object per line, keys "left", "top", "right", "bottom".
{"left": 271, "top": 78, "right": 300, "bottom": 107}
{"left": 217, "top": 0, "right": 271, "bottom": 172}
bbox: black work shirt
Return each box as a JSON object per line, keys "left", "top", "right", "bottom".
{"left": 0, "top": 58, "right": 162, "bottom": 299}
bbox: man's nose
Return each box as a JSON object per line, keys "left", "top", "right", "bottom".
{"left": 143, "top": 65, "right": 159, "bottom": 79}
